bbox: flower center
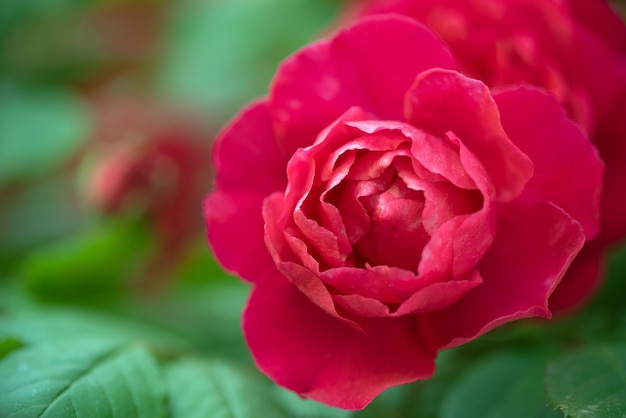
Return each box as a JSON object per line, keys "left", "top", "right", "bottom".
{"left": 354, "top": 167, "right": 428, "bottom": 271}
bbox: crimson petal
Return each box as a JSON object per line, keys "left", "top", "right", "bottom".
{"left": 494, "top": 86, "right": 603, "bottom": 239}
{"left": 204, "top": 191, "right": 274, "bottom": 282}
{"left": 244, "top": 271, "right": 436, "bottom": 410}
{"left": 405, "top": 69, "right": 533, "bottom": 202}
{"left": 270, "top": 15, "right": 455, "bottom": 155}
{"left": 420, "top": 200, "right": 584, "bottom": 350}
{"left": 213, "top": 100, "right": 287, "bottom": 193}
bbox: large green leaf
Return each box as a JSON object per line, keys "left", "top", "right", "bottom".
{"left": 165, "top": 358, "right": 286, "bottom": 418}
{"left": 546, "top": 344, "right": 626, "bottom": 418}
{"left": 0, "top": 85, "right": 89, "bottom": 186}
{"left": 0, "top": 307, "right": 190, "bottom": 354}
{"left": 440, "top": 351, "right": 562, "bottom": 418}
{"left": 0, "top": 339, "right": 166, "bottom": 418}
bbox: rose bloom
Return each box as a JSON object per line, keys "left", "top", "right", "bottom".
{"left": 342, "top": 0, "right": 626, "bottom": 310}
{"left": 204, "top": 17, "right": 603, "bottom": 409}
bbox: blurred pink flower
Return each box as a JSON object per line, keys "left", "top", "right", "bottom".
{"left": 87, "top": 97, "right": 212, "bottom": 285}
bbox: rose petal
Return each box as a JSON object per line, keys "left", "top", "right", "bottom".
{"left": 334, "top": 294, "right": 392, "bottom": 317}
{"left": 404, "top": 68, "right": 533, "bottom": 201}
{"left": 347, "top": 120, "right": 476, "bottom": 189}
{"left": 420, "top": 199, "right": 585, "bottom": 350}
{"left": 494, "top": 86, "right": 603, "bottom": 239}
{"left": 270, "top": 15, "right": 455, "bottom": 155}
{"left": 566, "top": 0, "right": 626, "bottom": 54}
{"left": 244, "top": 272, "right": 436, "bottom": 410}
{"left": 213, "top": 100, "right": 287, "bottom": 193}
{"left": 321, "top": 265, "right": 423, "bottom": 304}
{"left": 396, "top": 270, "right": 483, "bottom": 315}
{"left": 331, "top": 270, "right": 483, "bottom": 318}
{"left": 204, "top": 191, "right": 274, "bottom": 282}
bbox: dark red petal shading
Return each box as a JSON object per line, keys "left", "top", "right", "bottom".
{"left": 270, "top": 15, "right": 455, "bottom": 155}
{"left": 549, "top": 244, "right": 604, "bottom": 313}
{"left": 594, "top": 87, "right": 626, "bottom": 245}
{"left": 420, "top": 200, "right": 585, "bottom": 351}
{"left": 405, "top": 69, "right": 533, "bottom": 202}
{"left": 204, "top": 191, "right": 274, "bottom": 282}
{"left": 494, "top": 86, "right": 603, "bottom": 239}
{"left": 244, "top": 272, "right": 436, "bottom": 410}
{"left": 566, "top": 0, "right": 626, "bottom": 54}
{"left": 213, "top": 100, "right": 287, "bottom": 193}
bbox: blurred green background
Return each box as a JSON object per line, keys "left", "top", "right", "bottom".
{"left": 0, "top": 1, "right": 349, "bottom": 416}
{"left": 0, "top": 0, "right": 343, "bottom": 299}
{"left": 1, "top": 1, "right": 626, "bottom": 417}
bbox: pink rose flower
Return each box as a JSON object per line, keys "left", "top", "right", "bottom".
{"left": 204, "top": 17, "right": 603, "bottom": 409}
{"left": 342, "top": 0, "right": 626, "bottom": 310}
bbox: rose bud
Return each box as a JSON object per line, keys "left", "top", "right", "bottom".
{"left": 86, "top": 97, "right": 212, "bottom": 283}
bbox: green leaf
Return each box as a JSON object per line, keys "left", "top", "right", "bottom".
{"left": 0, "top": 336, "right": 23, "bottom": 360}
{"left": 440, "top": 351, "right": 562, "bottom": 418}
{"left": 132, "top": 278, "right": 249, "bottom": 357}
{"left": 590, "top": 243, "right": 626, "bottom": 313}
{"left": 165, "top": 358, "right": 286, "bottom": 418}
{"left": 21, "top": 218, "right": 151, "bottom": 303}
{"left": 0, "top": 85, "right": 89, "bottom": 186}
{"left": 273, "top": 387, "right": 352, "bottom": 418}
{"left": 546, "top": 344, "right": 626, "bottom": 418}
{"left": 0, "top": 339, "right": 166, "bottom": 418}
{"left": 0, "top": 307, "right": 190, "bottom": 355}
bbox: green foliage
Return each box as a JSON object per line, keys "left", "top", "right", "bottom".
{"left": 273, "top": 386, "right": 352, "bottom": 418}
{"left": 546, "top": 344, "right": 626, "bottom": 418}
{"left": 20, "top": 219, "right": 152, "bottom": 303}
{"left": 165, "top": 358, "right": 286, "bottom": 418}
{"left": 0, "top": 339, "right": 166, "bottom": 418}
{"left": 0, "top": 85, "right": 89, "bottom": 187}
{"left": 0, "top": 307, "right": 190, "bottom": 354}
{"left": 0, "top": 180, "right": 90, "bottom": 260}
{"left": 0, "top": 299, "right": 356, "bottom": 418}
{"left": 0, "top": 336, "right": 23, "bottom": 360}
{"left": 440, "top": 351, "right": 562, "bottom": 418}
{"left": 157, "top": 0, "right": 341, "bottom": 121}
